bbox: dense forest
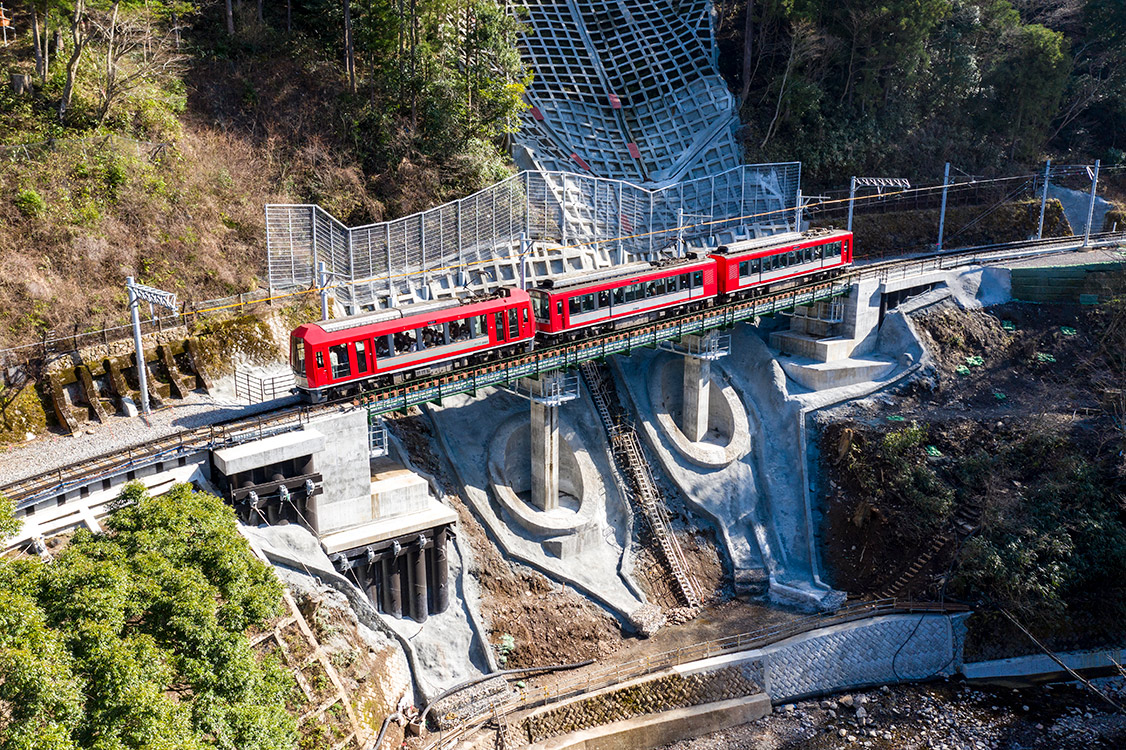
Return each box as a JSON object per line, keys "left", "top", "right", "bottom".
{"left": 0, "top": 0, "right": 1123, "bottom": 345}
{"left": 714, "top": 0, "right": 1126, "bottom": 181}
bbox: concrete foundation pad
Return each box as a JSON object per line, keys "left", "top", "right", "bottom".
{"left": 526, "top": 694, "right": 772, "bottom": 750}
{"left": 771, "top": 331, "right": 861, "bottom": 362}
{"left": 778, "top": 355, "right": 897, "bottom": 391}
{"left": 487, "top": 414, "right": 598, "bottom": 541}
{"left": 318, "top": 500, "right": 457, "bottom": 555}
{"left": 649, "top": 358, "right": 751, "bottom": 469}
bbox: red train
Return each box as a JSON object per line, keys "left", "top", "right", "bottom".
{"left": 290, "top": 228, "right": 851, "bottom": 400}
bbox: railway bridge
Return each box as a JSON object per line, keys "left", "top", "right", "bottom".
{"left": 5, "top": 232, "right": 1124, "bottom": 624}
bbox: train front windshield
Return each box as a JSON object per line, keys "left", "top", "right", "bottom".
{"left": 290, "top": 335, "right": 307, "bottom": 378}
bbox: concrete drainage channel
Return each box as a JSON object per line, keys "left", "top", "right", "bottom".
{"left": 421, "top": 600, "right": 971, "bottom": 750}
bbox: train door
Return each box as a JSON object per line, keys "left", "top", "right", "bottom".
{"left": 493, "top": 311, "right": 506, "bottom": 342}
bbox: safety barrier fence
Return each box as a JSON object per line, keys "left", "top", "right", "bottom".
{"left": 0, "top": 289, "right": 296, "bottom": 375}
{"left": 234, "top": 368, "right": 297, "bottom": 404}
{"left": 423, "top": 598, "right": 971, "bottom": 749}
{"left": 265, "top": 164, "right": 801, "bottom": 308}
{"left": 0, "top": 134, "right": 171, "bottom": 162}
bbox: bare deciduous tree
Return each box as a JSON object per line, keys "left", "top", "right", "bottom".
{"left": 89, "top": 2, "right": 187, "bottom": 126}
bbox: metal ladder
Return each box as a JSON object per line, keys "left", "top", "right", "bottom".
{"left": 579, "top": 362, "right": 702, "bottom": 608}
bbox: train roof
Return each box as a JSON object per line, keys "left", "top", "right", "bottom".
{"left": 534, "top": 255, "right": 710, "bottom": 292}
{"left": 713, "top": 228, "right": 848, "bottom": 255}
{"left": 311, "top": 290, "right": 524, "bottom": 334}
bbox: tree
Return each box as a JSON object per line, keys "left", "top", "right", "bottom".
{"left": 89, "top": 1, "right": 188, "bottom": 126}
{"left": 58, "top": 0, "right": 93, "bottom": 121}
{"left": 0, "top": 492, "right": 20, "bottom": 541}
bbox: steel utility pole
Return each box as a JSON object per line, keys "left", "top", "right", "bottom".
{"left": 937, "top": 162, "right": 951, "bottom": 253}
{"left": 317, "top": 261, "right": 330, "bottom": 320}
{"left": 677, "top": 207, "right": 685, "bottom": 257}
{"left": 1037, "top": 159, "right": 1051, "bottom": 240}
{"left": 126, "top": 277, "right": 177, "bottom": 416}
{"left": 846, "top": 177, "right": 857, "bottom": 233}
{"left": 1084, "top": 159, "right": 1100, "bottom": 247}
{"left": 519, "top": 232, "right": 528, "bottom": 290}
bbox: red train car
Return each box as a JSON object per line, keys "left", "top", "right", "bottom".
{"left": 709, "top": 229, "right": 852, "bottom": 296}
{"left": 291, "top": 289, "right": 534, "bottom": 400}
{"left": 529, "top": 256, "right": 719, "bottom": 337}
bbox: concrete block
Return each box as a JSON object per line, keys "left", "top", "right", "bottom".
{"left": 778, "top": 356, "right": 897, "bottom": 391}
{"left": 75, "top": 364, "right": 108, "bottom": 422}
{"left": 212, "top": 428, "right": 326, "bottom": 476}
{"left": 370, "top": 457, "right": 430, "bottom": 518}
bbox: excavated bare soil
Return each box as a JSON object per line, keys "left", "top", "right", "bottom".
{"left": 389, "top": 413, "right": 625, "bottom": 669}
{"left": 817, "top": 300, "right": 1126, "bottom": 658}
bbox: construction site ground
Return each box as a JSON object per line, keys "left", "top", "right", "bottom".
{"left": 388, "top": 409, "right": 802, "bottom": 677}
{"left": 658, "top": 677, "right": 1126, "bottom": 750}
{"left": 816, "top": 298, "right": 1126, "bottom": 659}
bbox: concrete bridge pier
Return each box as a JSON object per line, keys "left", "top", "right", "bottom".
{"left": 517, "top": 372, "right": 580, "bottom": 511}
{"left": 660, "top": 331, "right": 730, "bottom": 443}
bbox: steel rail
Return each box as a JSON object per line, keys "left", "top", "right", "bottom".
{"left": 4, "top": 231, "right": 1124, "bottom": 508}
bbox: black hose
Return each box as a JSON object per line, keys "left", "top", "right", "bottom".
{"left": 419, "top": 659, "right": 594, "bottom": 729}
{"left": 369, "top": 711, "right": 401, "bottom": 750}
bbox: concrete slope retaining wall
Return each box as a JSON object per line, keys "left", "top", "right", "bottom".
{"left": 678, "top": 613, "right": 970, "bottom": 704}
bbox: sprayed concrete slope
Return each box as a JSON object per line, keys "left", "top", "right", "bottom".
{"left": 428, "top": 383, "right": 650, "bottom": 627}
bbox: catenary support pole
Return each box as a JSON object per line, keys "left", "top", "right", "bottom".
{"left": 126, "top": 277, "right": 151, "bottom": 416}
{"left": 846, "top": 177, "right": 857, "bottom": 233}
{"left": 1084, "top": 159, "right": 1100, "bottom": 247}
{"left": 317, "top": 261, "right": 329, "bottom": 320}
{"left": 1038, "top": 159, "right": 1051, "bottom": 239}
{"left": 677, "top": 207, "right": 685, "bottom": 257}
{"left": 937, "top": 162, "right": 951, "bottom": 252}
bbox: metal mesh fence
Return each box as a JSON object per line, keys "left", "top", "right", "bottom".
{"left": 266, "top": 163, "right": 802, "bottom": 312}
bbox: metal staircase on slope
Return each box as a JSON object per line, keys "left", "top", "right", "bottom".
{"left": 579, "top": 361, "right": 702, "bottom": 608}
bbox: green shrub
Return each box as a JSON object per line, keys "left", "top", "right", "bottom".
{"left": 14, "top": 188, "right": 47, "bottom": 218}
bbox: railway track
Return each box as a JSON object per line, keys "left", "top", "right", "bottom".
{"left": 4, "top": 231, "right": 1124, "bottom": 509}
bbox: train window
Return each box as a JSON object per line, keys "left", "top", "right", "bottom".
{"left": 494, "top": 311, "right": 505, "bottom": 340}
{"left": 556, "top": 301, "right": 563, "bottom": 319}
{"left": 291, "top": 338, "right": 306, "bottom": 375}
{"left": 598, "top": 290, "right": 611, "bottom": 308}
{"left": 568, "top": 297, "right": 581, "bottom": 316}
{"left": 613, "top": 286, "right": 626, "bottom": 305}
{"left": 508, "top": 308, "right": 520, "bottom": 338}
{"left": 376, "top": 335, "right": 391, "bottom": 357}
{"left": 316, "top": 351, "right": 324, "bottom": 368}
{"left": 355, "top": 341, "right": 368, "bottom": 374}
{"left": 393, "top": 331, "right": 415, "bottom": 354}
{"left": 449, "top": 320, "right": 467, "bottom": 342}
{"left": 692, "top": 270, "right": 703, "bottom": 288}
{"left": 329, "top": 344, "right": 351, "bottom": 379}
{"left": 679, "top": 274, "right": 690, "bottom": 291}
{"left": 419, "top": 325, "right": 441, "bottom": 348}
{"left": 752, "top": 258, "right": 762, "bottom": 274}
{"left": 655, "top": 278, "right": 668, "bottom": 295}
{"left": 581, "top": 294, "right": 596, "bottom": 313}
{"left": 738, "top": 260, "right": 749, "bottom": 277}
{"left": 522, "top": 308, "right": 529, "bottom": 325}
{"left": 644, "top": 281, "right": 656, "bottom": 297}
{"left": 532, "top": 294, "right": 550, "bottom": 322}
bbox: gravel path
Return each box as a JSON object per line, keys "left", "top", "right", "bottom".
{"left": 0, "top": 382, "right": 299, "bottom": 486}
